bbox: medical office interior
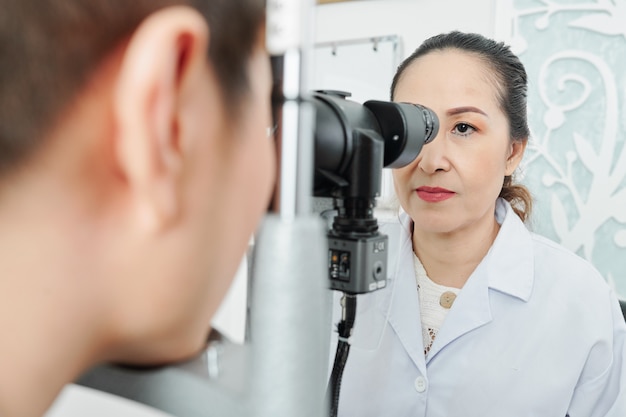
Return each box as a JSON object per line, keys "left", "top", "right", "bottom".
{"left": 47, "top": 0, "right": 626, "bottom": 416}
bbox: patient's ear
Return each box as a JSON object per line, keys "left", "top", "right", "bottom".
{"left": 113, "top": 6, "right": 209, "bottom": 232}
{"left": 505, "top": 139, "right": 527, "bottom": 176}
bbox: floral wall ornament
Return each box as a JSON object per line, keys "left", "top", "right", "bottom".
{"left": 506, "top": 0, "right": 626, "bottom": 297}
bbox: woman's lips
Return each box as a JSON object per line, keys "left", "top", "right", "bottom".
{"left": 416, "top": 186, "right": 455, "bottom": 203}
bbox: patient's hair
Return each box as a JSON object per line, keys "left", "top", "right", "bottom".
{"left": 0, "top": 0, "right": 265, "bottom": 175}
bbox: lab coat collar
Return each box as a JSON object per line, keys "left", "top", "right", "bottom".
{"left": 484, "top": 198, "right": 534, "bottom": 302}
{"left": 396, "top": 198, "right": 534, "bottom": 303}
{"left": 393, "top": 199, "right": 535, "bottom": 364}
{"left": 384, "top": 224, "right": 427, "bottom": 373}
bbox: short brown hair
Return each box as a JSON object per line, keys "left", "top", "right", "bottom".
{"left": 0, "top": 0, "right": 265, "bottom": 175}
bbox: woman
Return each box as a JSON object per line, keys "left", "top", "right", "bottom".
{"left": 333, "top": 31, "right": 626, "bottom": 417}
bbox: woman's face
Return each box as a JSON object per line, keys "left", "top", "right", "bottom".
{"left": 392, "top": 49, "right": 523, "bottom": 237}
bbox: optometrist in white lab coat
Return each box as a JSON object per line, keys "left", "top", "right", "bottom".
{"left": 331, "top": 198, "right": 626, "bottom": 417}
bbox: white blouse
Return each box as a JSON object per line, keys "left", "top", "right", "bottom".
{"left": 413, "top": 254, "right": 460, "bottom": 356}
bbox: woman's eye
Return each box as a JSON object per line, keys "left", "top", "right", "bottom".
{"left": 452, "top": 123, "right": 476, "bottom": 137}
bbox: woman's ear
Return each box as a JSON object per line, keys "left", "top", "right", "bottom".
{"left": 505, "top": 139, "right": 527, "bottom": 176}
{"left": 112, "top": 6, "right": 209, "bottom": 232}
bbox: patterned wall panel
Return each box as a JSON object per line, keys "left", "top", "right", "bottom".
{"left": 503, "top": 0, "right": 626, "bottom": 297}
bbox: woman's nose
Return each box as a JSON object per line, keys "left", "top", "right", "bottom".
{"left": 416, "top": 130, "right": 449, "bottom": 174}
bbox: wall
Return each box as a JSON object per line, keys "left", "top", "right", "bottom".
{"left": 498, "top": 0, "right": 626, "bottom": 298}
{"left": 315, "top": 0, "right": 498, "bottom": 50}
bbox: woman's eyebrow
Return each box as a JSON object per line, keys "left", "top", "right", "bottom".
{"left": 446, "top": 106, "right": 488, "bottom": 117}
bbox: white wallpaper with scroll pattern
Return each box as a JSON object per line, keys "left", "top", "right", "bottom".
{"left": 502, "top": 0, "right": 626, "bottom": 298}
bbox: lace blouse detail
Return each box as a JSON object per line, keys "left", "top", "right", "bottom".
{"left": 413, "top": 254, "right": 460, "bottom": 356}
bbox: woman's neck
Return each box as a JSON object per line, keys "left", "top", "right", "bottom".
{"left": 412, "top": 216, "right": 500, "bottom": 289}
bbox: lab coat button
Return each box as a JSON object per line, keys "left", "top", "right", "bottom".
{"left": 440, "top": 291, "right": 456, "bottom": 308}
{"left": 414, "top": 376, "right": 427, "bottom": 393}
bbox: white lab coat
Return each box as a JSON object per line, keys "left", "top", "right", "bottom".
{"left": 331, "top": 198, "right": 626, "bottom": 417}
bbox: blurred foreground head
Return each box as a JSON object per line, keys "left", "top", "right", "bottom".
{"left": 0, "top": 0, "right": 275, "bottom": 415}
